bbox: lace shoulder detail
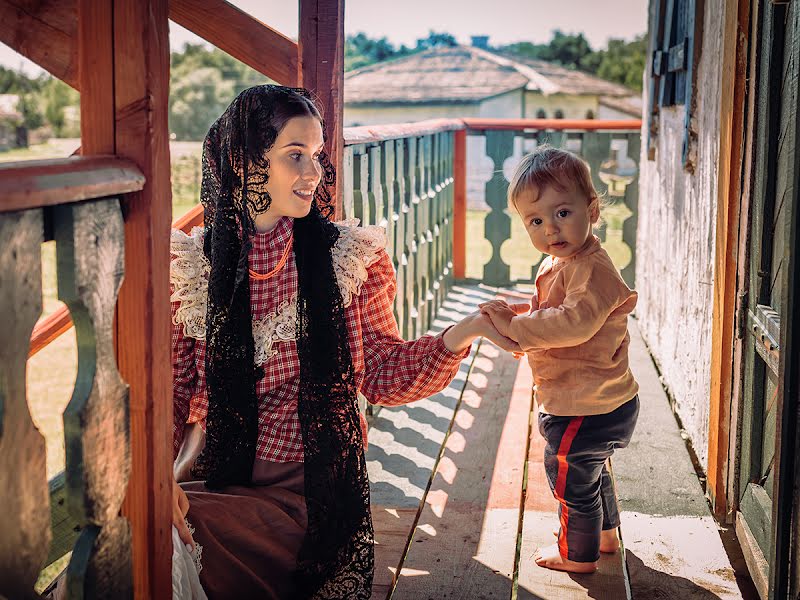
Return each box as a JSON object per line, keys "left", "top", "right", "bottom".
{"left": 170, "top": 227, "right": 210, "bottom": 340}
{"left": 332, "top": 219, "right": 387, "bottom": 308}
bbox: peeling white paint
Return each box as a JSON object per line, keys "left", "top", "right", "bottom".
{"left": 637, "top": 0, "right": 726, "bottom": 471}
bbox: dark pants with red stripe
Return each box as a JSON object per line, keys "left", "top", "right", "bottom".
{"left": 538, "top": 396, "right": 639, "bottom": 563}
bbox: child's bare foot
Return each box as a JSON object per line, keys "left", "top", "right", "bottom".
{"left": 550, "top": 526, "right": 620, "bottom": 554}
{"left": 534, "top": 543, "right": 598, "bottom": 573}
{"left": 599, "top": 527, "right": 619, "bottom": 553}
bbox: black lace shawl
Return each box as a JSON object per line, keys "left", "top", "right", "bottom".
{"left": 190, "top": 85, "right": 374, "bottom": 599}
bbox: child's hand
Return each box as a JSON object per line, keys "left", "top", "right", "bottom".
{"left": 472, "top": 311, "right": 522, "bottom": 353}
{"left": 478, "top": 300, "right": 529, "bottom": 338}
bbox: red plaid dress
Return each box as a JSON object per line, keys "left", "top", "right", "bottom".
{"left": 170, "top": 217, "right": 468, "bottom": 463}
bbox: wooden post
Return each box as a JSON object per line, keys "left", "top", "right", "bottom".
{"left": 78, "top": 0, "right": 114, "bottom": 155}
{"left": 453, "top": 128, "right": 467, "bottom": 280}
{"left": 299, "top": 0, "right": 345, "bottom": 218}
{"left": 707, "top": 0, "right": 749, "bottom": 518}
{"left": 113, "top": 0, "right": 173, "bottom": 597}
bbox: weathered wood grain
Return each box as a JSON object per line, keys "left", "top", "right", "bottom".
{"left": 299, "top": 0, "right": 345, "bottom": 215}
{"left": 0, "top": 157, "right": 144, "bottom": 213}
{"left": 392, "top": 344, "right": 529, "bottom": 600}
{"left": 54, "top": 198, "right": 131, "bottom": 597}
{"left": 0, "top": 209, "right": 48, "bottom": 599}
{"left": 113, "top": 1, "right": 174, "bottom": 596}
{"left": 170, "top": 0, "right": 299, "bottom": 86}
{"left": 0, "top": 0, "right": 78, "bottom": 87}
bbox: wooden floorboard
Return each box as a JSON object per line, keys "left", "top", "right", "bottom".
{"left": 367, "top": 285, "right": 635, "bottom": 599}
{"left": 391, "top": 342, "right": 531, "bottom": 599}
{"left": 517, "top": 404, "right": 628, "bottom": 600}
{"left": 367, "top": 285, "right": 495, "bottom": 599}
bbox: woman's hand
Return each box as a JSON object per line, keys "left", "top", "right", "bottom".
{"left": 442, "top": 310, "right": 522, "bottom": 354}
{"left": 173, "top": 477, "right": 194, "bottom": 550}
{"left": 478, "top": 300, "right": 530, "bottom": 338}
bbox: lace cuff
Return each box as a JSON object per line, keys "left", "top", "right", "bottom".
{"left": 333, "top": 219, "right": 387, "bottom": 308}
{"left": 170, "top": 227, "right": 210, "bottom": 340}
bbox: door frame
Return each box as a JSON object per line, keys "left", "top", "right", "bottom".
{"left": 718, "top": 0, "right": 800, "bottom": 597}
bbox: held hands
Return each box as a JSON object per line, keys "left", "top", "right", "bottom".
{"left": 443, "top": 310, "right": 522, "bottom": 354}
{"left": 479, "top": 299, "right": 530, "bottom": 359}
{"left": 471, "top": 311, "right": 522, "bottom": 353}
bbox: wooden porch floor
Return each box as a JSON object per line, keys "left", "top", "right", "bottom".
{"left": 366, "top": 284, "right": 751, "bottom": 600}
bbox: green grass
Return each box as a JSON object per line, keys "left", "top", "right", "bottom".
{"left": 465, "top": 202, "right": 633, "bottom": 281}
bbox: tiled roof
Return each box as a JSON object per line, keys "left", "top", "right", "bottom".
{"left": 344, "top": 46, "right": 635, "bottom": 104}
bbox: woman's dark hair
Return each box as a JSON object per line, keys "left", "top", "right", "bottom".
{"left": 193, "top": 85, "right": 373, "bottom": 598}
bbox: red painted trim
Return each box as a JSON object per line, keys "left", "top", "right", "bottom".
{"left": 463, "top": 118, "right": 641, "bottom": 131}
{"left": 344, "top": 119, "right": 465, "bottom": 145}
{"left": 553, "top": 416, "right": 584, "bottom": 558}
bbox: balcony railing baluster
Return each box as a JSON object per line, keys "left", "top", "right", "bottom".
{"left": 0, "top": 209, "right": 50, "bottom": 598}
{"left": 54, "top": 198, "right": 131, "bottom": 598}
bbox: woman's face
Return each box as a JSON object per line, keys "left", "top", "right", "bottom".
{"left": 253, "top": 115, "right": 324, "bottom": 233}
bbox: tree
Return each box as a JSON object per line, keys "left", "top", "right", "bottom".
{"left": 17, "top": 94, "right": 43, "bottom": 130}
{"left": 501, "top": 31, "right": 646, "bottom": 93}
{"left": 593, "top": 35, "right": 647, "bottom": 92}
{"left": 169, "top": 67, "right": 235, "bottom": 140}
{"left": 503, "top": 31, "right": 594, "bottom": 71}
{"left": 415, "top": 31, "right": 458, "bottom": 51}
{"left": 42, "top": 79, "right": 78, "bottom": 137}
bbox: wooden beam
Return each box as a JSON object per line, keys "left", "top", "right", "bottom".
{"left": 0, "top": 0, "right": 78, "bottom": 88}
{"left": 0, "top": 0, "right": 302, "bottom": 91}
{"left": 707, "top": 0, "right": 750, "bottom": 518}
{"left": 0, "top": 157, "right": 144, "bottom": 213}
{"left": 78, "top": 0, "right": 114, "bottom": 154}
{"left": 169, "top": 0, "right": 298, "bottom": 86}
{"left": 113, "top": 0, "right": 173, "bottom": 597}
{"left": 171, "top": 203, "right": 204, "bottom": 233}
{"left": 453, "top": 129, "right": 467, "bottom": 280}
{"left": 726, "top": 0, "right": 759, "bottom": 517}
{"left": 299, "top": 0, "right": 345, "bottom": 218}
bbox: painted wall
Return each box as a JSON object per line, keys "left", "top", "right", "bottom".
{"left": 524, "top": 92, "right": 599, "bottom": 119}
{"left": 636, "top": 0, "right": 725, "bottom": 470}
{"left": 598, "top": 104, "right": 640, "bottom": 120}
{"left": 344, "top": 102, "right": 481, "bottom": 127}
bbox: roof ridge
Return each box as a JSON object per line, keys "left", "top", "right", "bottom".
{"left": 468, "top": 46, "right": 562, "bottom": 95}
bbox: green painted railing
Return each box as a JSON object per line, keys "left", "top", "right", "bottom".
{"left": 462, "top": 119, "right": 641, "bottom": 288}
{"left": 343, "top": 120, "right": 463, "bottom": 340}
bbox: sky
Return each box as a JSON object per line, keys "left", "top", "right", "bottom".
{"left": 0, "top": 0, "right": 648, "bottom": 76}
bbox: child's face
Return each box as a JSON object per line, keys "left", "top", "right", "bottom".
{"left": 515, "top": 183, "right": 598, "bottom": 259}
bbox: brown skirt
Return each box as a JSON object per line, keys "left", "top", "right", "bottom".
{"left": 180, "top": 460, "right": 308, "bottom": 600}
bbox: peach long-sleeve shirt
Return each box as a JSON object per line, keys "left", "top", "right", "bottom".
{"left": 509, "top": 236, "right": 638, "bottom": 416}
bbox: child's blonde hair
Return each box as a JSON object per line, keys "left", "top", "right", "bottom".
{"left": 507, "top": 145, "right": 599, "bottom": 212}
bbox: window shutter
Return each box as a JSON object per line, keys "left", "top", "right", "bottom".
{"left": 647, "top": 0, "right": 703, "bottom": 171}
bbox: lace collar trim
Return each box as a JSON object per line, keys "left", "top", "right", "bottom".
{"left": 170, "top": 219, "right": 386, "bottom": 365}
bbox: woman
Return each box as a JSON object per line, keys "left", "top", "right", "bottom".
{"left": 169, "top": 85, "right": 519, "bottom": 599}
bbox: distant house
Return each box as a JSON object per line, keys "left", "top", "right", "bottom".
{"left": 344, "top": 45, "right": 641, "bottom": 207}
{"left": 0, "top": 94, "right": 25, "bottom": 151}
{"left": 344, "top": 44, "right": 641, "bottom": 125}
